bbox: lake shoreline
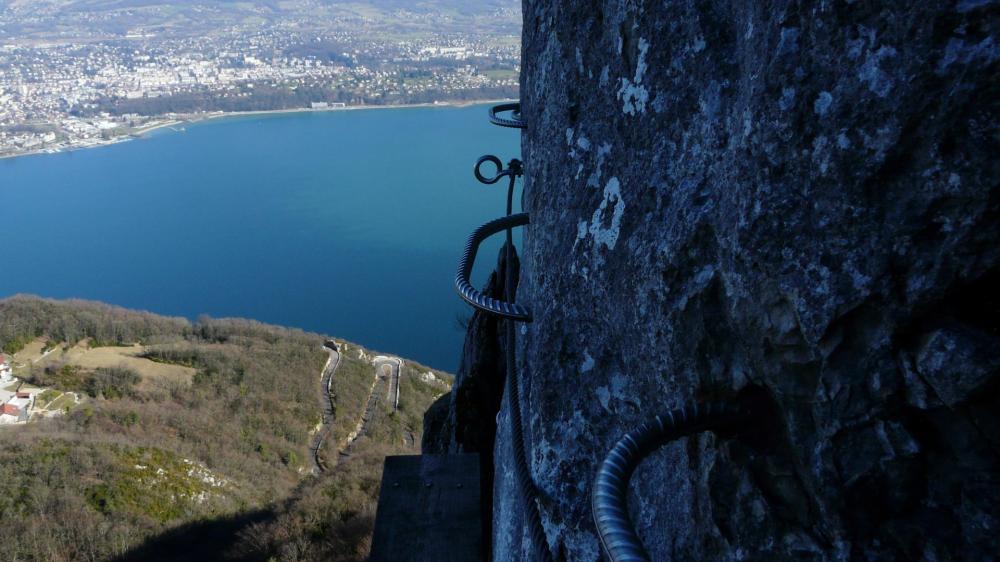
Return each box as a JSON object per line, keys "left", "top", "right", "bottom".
{"left": 2, "top": 103, "right": 518, "bottom": 371}
{"left": 0, "top": 98, "right": 516, "bottom": 162}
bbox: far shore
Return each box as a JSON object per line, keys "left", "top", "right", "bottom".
{"left": 0, "top": 98, "right": 516, "bottom": 162}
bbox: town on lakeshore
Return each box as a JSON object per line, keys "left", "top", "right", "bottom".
{"left": 0, "top": 1, "right": 521, "bottom": 159}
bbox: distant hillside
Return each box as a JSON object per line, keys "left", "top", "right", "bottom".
{"left": 0, "top": 295, "right": 451, "bottom": 562}
{"left": 4, "top": 0, "right": 515, "bottom": 13}
{"left": 0, "top": 0, "right": 521, "bottom": 38}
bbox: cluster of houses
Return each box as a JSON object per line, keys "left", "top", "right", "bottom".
{"left": 0, "top": 354, "right": 11, "bottom": 383}
{"left": 0, "top": 353, "right": 33, "bottom": 424}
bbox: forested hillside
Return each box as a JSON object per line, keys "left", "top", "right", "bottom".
{"left": 0, "top": 295, "right": 450, "bottom": 561}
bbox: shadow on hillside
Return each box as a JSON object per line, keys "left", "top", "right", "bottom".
{"left": 111, "top": 508, "right": 274, "bottom": 562}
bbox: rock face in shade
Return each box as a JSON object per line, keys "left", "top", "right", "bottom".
{"left": 423, "top": 244, "right": 519, "bottom": 459}
{"left": 423, "top": 244, "right": 520, "bottom": 556}
{"left": 489, "top": 2, "right": 999, "bottom": 561}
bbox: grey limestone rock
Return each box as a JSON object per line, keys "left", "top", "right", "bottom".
{"left": 490, "top": 1, "right": 1000, "bottom": 560}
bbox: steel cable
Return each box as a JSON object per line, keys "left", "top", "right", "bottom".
{"left": 455, "top": 213, "right": 532, "bottom": 321}
{"left": 592, "top": 402, "right": 751, "bottom": 562}
{"left": 489, "top": 102, "right": 527, "bottom": 129}
{"left": 470, "top": 104, "right": 759, "bottom": 562}
{"left": 456, "top": 151, "right": 553, "bottom": 560}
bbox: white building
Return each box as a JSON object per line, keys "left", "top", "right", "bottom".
{"left": 1, "top": 394, "right": 31, "bottom": 423}
{"left": 0, "top": 354, "right": 12, "bottom": 383}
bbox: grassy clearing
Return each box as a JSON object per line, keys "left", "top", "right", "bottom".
{"left": 20, "top": 339, "right": 196, "bottom": 390}
{"left": 47, "top": 393, "right": 76, "bottom": 412}
{"left": 483, "top": 69, "right": 518, "bottom": 80}
{"left": 36, "top": 388, "right": 61, "bottom": 408}
{"left": 11, "top": 337, "right": 47, "bottom": 364}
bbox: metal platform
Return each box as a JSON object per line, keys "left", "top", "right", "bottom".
{"left": 369, "top": 454, "right": 482, "bottom": 562}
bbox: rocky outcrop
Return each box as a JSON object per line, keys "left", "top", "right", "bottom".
{"left": 423, "top": 244, "right": 520, "bottom": 457}
{"left": 488, "top": 1, "right": 999, "bottom": 561}
{"left": 423, "top": 243, "right": 520, "bottom": 556}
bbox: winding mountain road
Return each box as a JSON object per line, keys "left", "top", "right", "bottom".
{"left": 309, "top": 344, "right": 341, "bottom": 474}
{"left": 341, "top": 356, "right": 402, "bottom": 456}
{"left": 308, "top": 347, "right": 405, "bottom": 471}
{"left": 378, "top": 356, "right": 403, "bottom": 412}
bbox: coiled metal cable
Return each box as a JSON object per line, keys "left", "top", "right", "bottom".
{"left": 456, "top": 149, "right": 553, "bottom": 561}
{"left": 592, "top": 402, "right": 751, "bottom": 562}
{"left": 504, "top": 310, "right": 553, "bottom": 562}
{"left": 490, "top": 102, "right": 527, "bottom": 129}
{"left": 455, "top": 213, "right": 532, "bottom": 322}
{"left": 471, "top": 103, "right": 763, "bottom": 562}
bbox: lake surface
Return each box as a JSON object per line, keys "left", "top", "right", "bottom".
{"left": 0, "top": 105, "right": 521, "bottom": 371}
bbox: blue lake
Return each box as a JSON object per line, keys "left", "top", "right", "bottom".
{"left": 0, "top": 105, "right": 521, "bottom": 372}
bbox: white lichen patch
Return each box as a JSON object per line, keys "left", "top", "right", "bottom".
{"left": 858, "top": 45, "right": 898, "bottom": 97}
{"left": 572, "top": 220, "right": 588, "bottom": 252}
{"left": 848, "top": 265, "right": 873, "bottom": 292}
{"left": 588, "top": 177, "right": 625, "bottom": 251}
{"left": 812, "top": 135, "right": 832, "bottom": 174}
{"left": 618, "top": 79, "right": 649, "bottom": 115}
{"left": 596, "top": 386, "right": 611, "bottom": 411}
{"left": 618, "top": 37, "right": 651, "bottom": 115}
{"left": 836, "top": 132, "right": 852, "bottom": 149}
{"left": 694, "top": 265, "right": 716, "bottom": 285}
{"left": 814, "top": 91, "right": 834, "bottom": 115}
{"left": 587, "top": 143, "right": 613, "bottom": 188}
{"left": 580, "top": 350, "right": 595, "bottom": 373}
{"left": 609, "top": 372, "right": 635, "bottom": 408}
{"left": 635, "top": 38, "right": 650, "bottom": 82}
{"left": 742, "top": 109, "right": 753, "bottom": 138}
{"left": 777, "top": 27, "right": 799, "bottom": 55}
{"left": 805, "top": 262, "right": 833, "bottom": 297}
{"left": 937, "top": 36, "right": 999, "bottom": 74}
{"left": 779, "top": 87, "right": 796, "bottom": 111}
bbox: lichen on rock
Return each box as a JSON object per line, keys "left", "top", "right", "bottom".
{"left": 493, "top": 1, "right": 1000, "bottom": 560}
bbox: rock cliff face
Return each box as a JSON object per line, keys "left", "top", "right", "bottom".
{"left": 487, "top": 1, "right": 999, "bottom": 561}
{"left": 424, "top": 243, "right": 520, "bottom": 556}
